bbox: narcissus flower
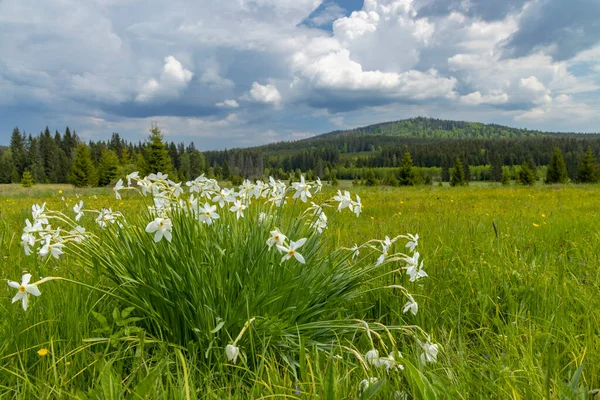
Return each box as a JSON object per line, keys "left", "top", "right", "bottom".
{"left": 292, "top": 176, "right": 312, "bottom": 203}
{"left": 277, "top": 238, "right": 307, "bottom": 263}
{"left": 145, "top": 217, "right": 173, "bottom": 242}
{"left": 114, "top": 179, "right": 124, "bottom": 200}
{"left": 73, "top": 201, "right": 84, "bottom": 221}
{"left": 8, "top": 274, "right": 41, "bottom": 311}
{"left": 126, "top": 171, "right": 139, "bottom": 186}
{"left": 229, "top": 200, "right": 246, "bottom": 219}
{"left": 403, "top": 294, "right": 418, "bottom": 315}
{"left": 420, "top": 342, "right": 439, "bottom": 364}
{"left": 225, "top": 344, "right": 240, "bottom": 364}
{"left": 198, "top": 203, "right": 219, "bottom": 225}
{"left": 405, "top": 233, "right": 419, "bottom": 252}
{"left": 267, "top": 229, "right": 287, "bottom": 249}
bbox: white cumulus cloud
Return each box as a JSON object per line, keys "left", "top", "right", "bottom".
{"left": 247, "top": 82, "right": 282, "bottom": 105}
{"left": 136, "top": 55, "right": 193, "bottom": 103}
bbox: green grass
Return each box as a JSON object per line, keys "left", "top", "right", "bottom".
{"left": 1, "top": 182, "right": 600, "bottom": 398}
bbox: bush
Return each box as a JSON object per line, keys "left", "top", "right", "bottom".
{"left": 21, "top": 170, "right": 34, "bottom": 187}
{"left": 17, "top": 173, "right": 436, "bottom": 376}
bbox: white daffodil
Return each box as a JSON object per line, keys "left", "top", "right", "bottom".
{"left": 333, "top": 190, "right": 352, "bottom": 211}
{"left": 212, "top": 188, "right": 231, "bottom": 208}
{"left": 114, "top": 179, "right": 124, "bottom": 200}
{"left": 199, "top": 203, "right": 220, "bottom": 225}
{"left": 184, "top": 193, "right": 198, "bottom": 214}
{"left": 225, "top": 344, "right": 240, "bottom": 364}
{"left": 229, "top": 200, "right": 246, "bottom": 219}
{"left": 351, "top": 195, "right": 362, "bottom": 217}
{"left": 406, "top": 252, "right": 428, "bottom": 282}
{"left": 38, "top": 237, "right": 65, "bottom": 259}
{"left": 138, "top": 178, "right": 153, "bottom": 195}
{"left": 310, "top": 212, "right": 328, "bottom": 234}
{"left": 406, "top": 233, "right": 419, "bottom": 252}
{"left": 359, "top": 378, "right": 379, "bottom": 393}
{"left": 292, "top": 176, "right": 312, "bottom": 203}
{"left": 145, "top": 217, "right": 173, "bottom": 242}
{"left": 315, "top": 177, "right": 323, "bottom": 193}
{"left": 8, "top": 274, "right": 41, "bottom": 311}
{"left": 277, "top": 238, "right": 307, "bottom": 264}
{"left": 32, "top": 203, "right": 48, "bottom": 225}
{"left": 266, "top": 229, "right": 287, "bottom": 249}
{"left": 69, "top": 226, "right": 87, "bottom": 243}
{"left": 365, "top": 349, "right": 380, "bottom": 366}
{"left": 403, "top": 294, "right": 418, "bottom": 315}
{"left": 22, "top": 219, "right": 40, "bottom": 247}
{"left": 73, "top": 201, "right": 84, "bottom": 221}
{"left": 258, "top": 212, "right": 267, "bottom": 224}
{"left": 420, "top": 342, "right": 439, "bottom": 365}
{"left": 170, "top": 182, "right": 184, "bottom": 198}
{"left": 126, "top": 171, "right": 139, "bottom": 186}
{"left": 376, "top": 243, "right": 389, "bottom": 266}
{"left": 351, "top": 244, "right": 360, "bottom": 260}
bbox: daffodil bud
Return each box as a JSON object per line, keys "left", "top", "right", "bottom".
{"left": 225, "top": 344, "right": 240, "bottom": 364}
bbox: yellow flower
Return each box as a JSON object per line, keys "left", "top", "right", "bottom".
{"left": 532, "top": 223, "right": 540, "bottom": 227}
{"left": 541, "top": 213, "right": 546, "bottom": 218}
{"left": 37, "top": 348, "right": 49, "bottom": 357}
{"left": 58, "top": 190, "right": 63, "bottom": 194}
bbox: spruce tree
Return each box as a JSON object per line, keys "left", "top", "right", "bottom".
{"left": 365, "top": 169, "right": 378, "bottom": 186}
{"left": 491, "top": 154, "right": 503, "bottom": 182}
{"left": 501, "top": 168, "right": 511, "bottom": 185}
{"left": 398, "top": 151, "right": 414, "bottom": 186}
{"left": 98, "top": 149, "right": 120, "bottom": 186}
{"left": 517, "top": 161, "right": 536, "bottom": 185}
{"left": 576, "top": 146, "right": 599, "bottom": 183}
{"left": 450, "top": 157, "right": 466, "bottom": 187}
{"left": 21, "top": 170, "right": 34, "bottom": 187}
{"left": 10, "top": 127, "right": 26, "bottom": 177}
{"left": 144, "top": 125, "right": 173, "bottom": 175}
{"left": 545, "top": 147, "right": 569, "bottom": 184}
{"left": 69, "top": 143, "right": 95, "bottom": 187}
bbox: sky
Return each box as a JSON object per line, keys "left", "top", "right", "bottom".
{"left": 0, "top": 0, "right": 599, "bottom": 149}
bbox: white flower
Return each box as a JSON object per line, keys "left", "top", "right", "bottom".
{"left": 277, "top": 238, "right": 307, "bottom": 264}
{"left": 114, "top": 179, "right": 124, "bottom": 200}
{"left": 292, "top": 176, "right": 312, "bottom": 203}
{"left": 351, "top": 244, "right": 360, "bottom": 260}
{"left": 258, "top": 212, "right": 267, "bottom": 224}
{"left": 315, "top": 177, "right": 323, "bottom": 193}
{"left": 420, "top": 342, "right": 439, "bottom": 365}
{"left": 22, "top": 218, "right": 40, "bottom": 247}
{"left": 69, "top": 226, "right": 87, "bottom": 243}
{"left": 365, "top": 349, "right": 380, "bottom": 366}
{"left": 359, "top": 377, "right": 379, "bottom": 393}
{"left": 229, "top": 200, "right": 246, "bottom": 219}
{"left": 403, "top": 294, "right": 418, "bottom": 315}
{"left": 138, "top": 178, "right": 152, "bottom": 195}
{"left": 73, "top": 201, "right": 84, "bottom": 221}
{"left": 225, "top": 344, "right": 240, "bottom": 364}
{"left": 310, "top": 212, "right": 328, "bottom": 234}
{"left": 406, "top": 233, "right": 419, "bottom": 252}
{"left": 32, "top": 203, "right": 48, "bottom": 224}
{"left": 185, "top": 194, "right": 199, "bottom": 214}
{"left": 126, "top": 171, "right": 139, "bottom": 186}
{"left": 38, "top": 237, "right": 65, "bottom": 259}
{"left": 267, "top": 229, "right": 287, "bottom": 249}
{"left": 199, "top": 203, "right": 220, "bottom": 225}
{"left": 406, "top": 252, "right": 428, "bottom": 282}
{"left": 333, "top": 190, "right": 352, "bottom": 211}
{"left": 351, "top": 195, "right": 362, "bottom": 217}
{"left": 145, "top": 217, "right": 173, "bottom": 242}
{"left": 376, "top": 243, "right": 389, "bottom": 266}
{"left": 212, "top": 188, "right": 231, "bottom": 208}
{"left": 8, "top": 274, "right": 41, "bottom": 311}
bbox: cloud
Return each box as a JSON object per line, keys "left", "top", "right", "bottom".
{"left": 135, "top": 56, "right": 193, "bottom": 103}
{"left": 460, "top": 91, "right": 509, "bottom": 105}
{"left": 246, "top": 82, "right": 282, "bottom": 105}
{"left": 216, "top": 99, "right": 239, "bottom": 108}
{"left": 501, "top": 0, "right": 600, "bottom": 61}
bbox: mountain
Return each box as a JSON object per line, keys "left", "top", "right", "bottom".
{"left": 305, "top": 117, "right": 580, "bottom": 141}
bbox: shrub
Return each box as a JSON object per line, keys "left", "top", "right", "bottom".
{"left": 15, "top": 173, "right": 436, "bottom": 376}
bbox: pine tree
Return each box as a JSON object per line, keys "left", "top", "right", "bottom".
{"left": 491, "top": 154, "right": 503, "bottom": 182}
{"left": 21, "top": 170, "right": 34, "bottom": 187}
{"left": 365, "top": 169, "right": 378, "bottom": 186}
{"left": 143, "top": 125, "right": 173, "bottom": 175}
{"left": 97, "top": 149, "right": 120, "bottom": 186}
{"left": 450, "top": 157, "right": 466, "bottom": 187}
{"left": 10, "top": 127, "right": 26, "bottom": 177}
{"left": 462, "top": 156, "right": 471, "bottom": 183}
{"left": 545, "top": 147, "right": 569, "bottom": 184}
{"left": 517, "top": 161, "right": 536, "bottom": 185}
{"left": 398, "top": 151, "right": 414, "bottom": 186}
{"left": 69, "top": 143, "right": 95, "bottom": 187}
{"left": 501, "top": 167, "right": 511, "bottom": 185}
{"left": 576, "top": 146, "right": 599, "bottom": 183}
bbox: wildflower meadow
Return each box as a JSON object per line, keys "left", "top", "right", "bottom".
{"left": 1, "top": 179, "right": 600, "bottom": 398}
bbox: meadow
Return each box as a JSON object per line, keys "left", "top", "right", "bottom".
{"left": 1, "top": 180, "right": 599, "bottom": 399}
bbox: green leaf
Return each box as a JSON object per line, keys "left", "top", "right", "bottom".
{"left": 121, "top": 307, "right": 135, "bottom": 319}
{"left": 210, "top": 320, "right": 225, "bottom": 334}
{"left": 359, "top": 378, "right": 385, "bottom": 400}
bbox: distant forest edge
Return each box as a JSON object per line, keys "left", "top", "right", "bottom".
{"left": 1, "top": 117, "right": 600, "bottom": 187}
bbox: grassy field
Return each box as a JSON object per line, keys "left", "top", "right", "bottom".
{"left": 1, "top": 182, "right": 599, "bottom": 398}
